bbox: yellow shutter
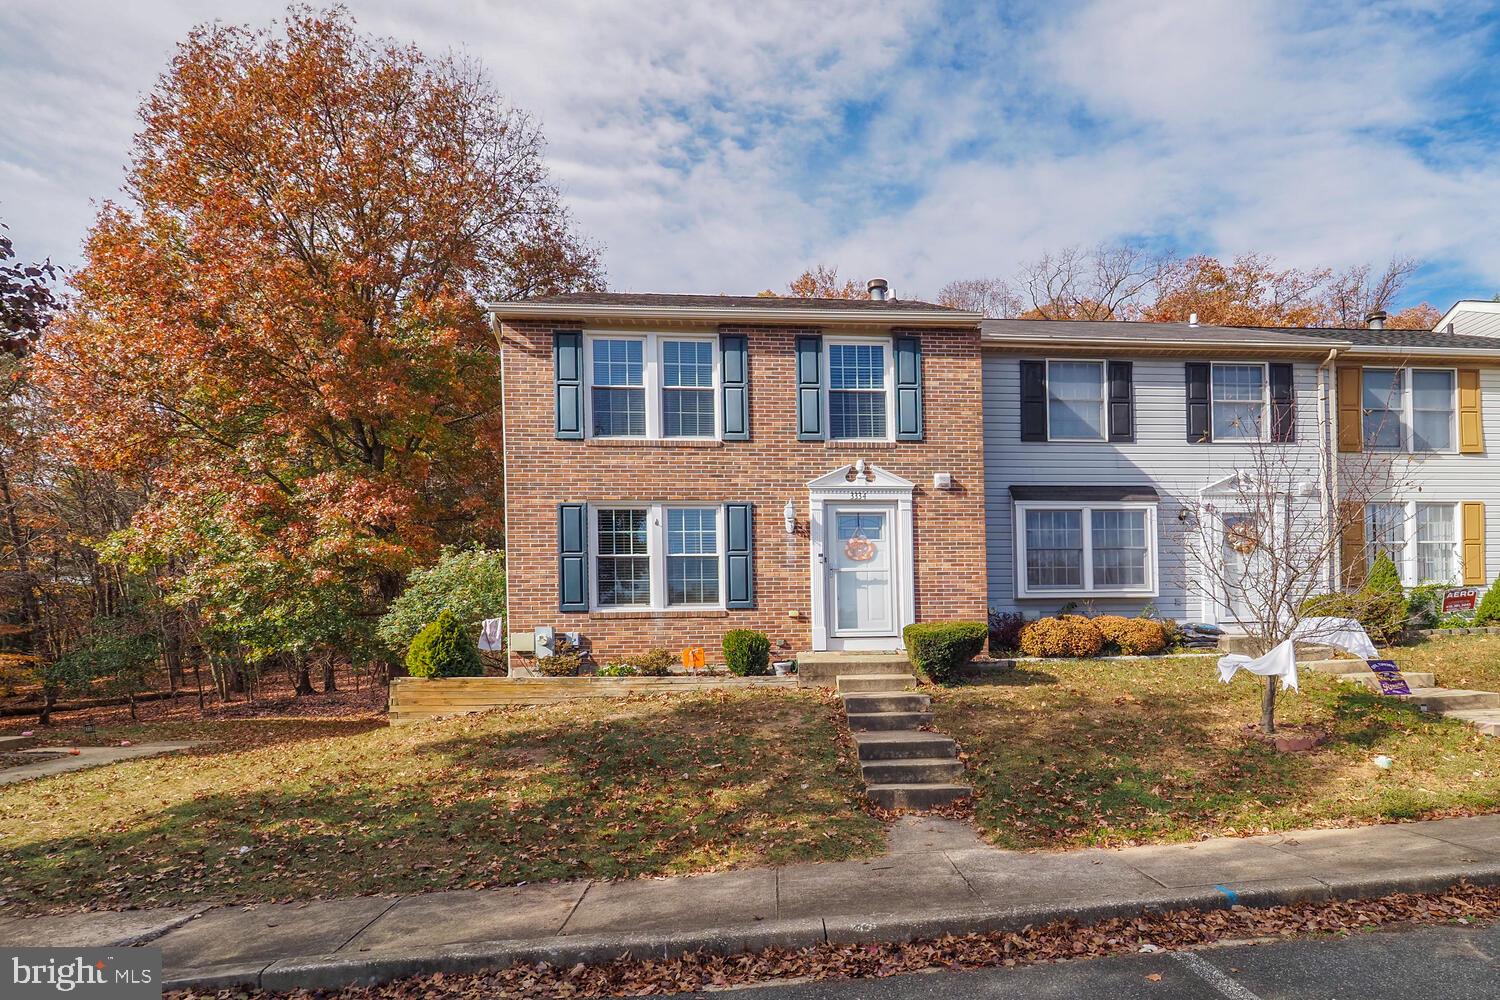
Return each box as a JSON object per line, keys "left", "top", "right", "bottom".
{"left": 1459, "top": 369, "right": 1484, "bottom": 454}
{"left": 1340, "top": 501, "right": 1366, "bottom": 589}
{"left": 1463, "top": 501, "right": 1486, "bottom": 585}
{"left": 1337, "top": 366, "right": 1362, "bottom": 453}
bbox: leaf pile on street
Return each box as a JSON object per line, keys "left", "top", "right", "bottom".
{"left": 171, "top": 882, "right": 1500, "bottom": 999}
{"left": 0, "top": 689, "right": 884, "bottom": 912}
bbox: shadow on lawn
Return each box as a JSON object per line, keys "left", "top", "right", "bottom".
{"left": 0, "top": 693, "right": 884, "bottom": 912}
{"left": 942, "top": 672, "right": 1479, "bottom": 850}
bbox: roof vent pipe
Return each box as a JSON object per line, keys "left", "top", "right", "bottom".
{"left": 1366, "top": 309, "right": 1387, "bottom": 330}
{"left": 867, "top": 278, "right": 889, "bottom": 301}
{"left": 1188, "top": 312, "right": 1199, "bottom": 327}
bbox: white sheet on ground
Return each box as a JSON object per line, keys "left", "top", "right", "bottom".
{"left": 478, "top": 617, "right": 505, "bottom": 652}
{"left": 1215, "top": 617, "right": 1378, "bottom": 692}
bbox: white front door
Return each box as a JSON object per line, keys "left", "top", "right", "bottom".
{"left": 1218, "top": 510, "right": 1268, "bottom": 624}
{"left": 826, "top": 505, "right": 898, "bottom": 639}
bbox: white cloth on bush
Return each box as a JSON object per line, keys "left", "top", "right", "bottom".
{"left": 478, "top": 618, "right": 505, "bottom": 652}
{"left": 1215, "top": 616, "right": 1379, "bottom": 693}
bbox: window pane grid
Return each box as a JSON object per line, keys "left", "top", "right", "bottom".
{"left": 1367, "top": 503, "right": 1406, "bottom": 571}
{"left": 1212, "top": 365, "right": 1265, "bottom": 441}
{"left": 1048, "top": 361, "right": 1105, "bottom": 440}
{"left": 595, "top": 508, "right": 649, "bottom": 607}
{"left": 1362, "top": 368, "right": 1404, "bottom": 451}
{"left": 1416, "top": 503, "right": 1456, "bottom": 583}
{"left": 1411, "top": 369, "right": 1455, "bottom": 452}
{"left": 1090, "top": 509, "right": 1148, "bottom": 587}
{"left": 1025, "top": 509, "right": 1084, "bottom": 589}
{"left": 829, "top": 344, "right": 885, "bottom": 389}
{"left": 829, "top": 343, "right": 888, "bottom": 440}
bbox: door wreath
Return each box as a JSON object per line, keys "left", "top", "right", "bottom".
{"left": 843, "top": 527, "right": 877, "bottom": 562}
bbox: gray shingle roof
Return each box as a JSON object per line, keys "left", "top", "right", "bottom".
{"left": 980, "top": 319, "right": 1347, "bottom": 349}
{"left": 520, "top": 291, "right": 952, "bottom": 312}
{"left": 1290, "top": 326, "right": 1500, "bottom": 352}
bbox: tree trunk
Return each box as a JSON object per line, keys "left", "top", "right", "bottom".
{"left": 322, "top": 650, "right": 337, "bottom": 693}
{"left": 128, "top": 693, "right": 138, "bottom": 721}
{"left": 1260, "top": 675, "right": 1277, "bottom": 734}
{"left": 0, "top": 455, "right": 41, "bottom": 655}
{"left": 39, "top": 688, "right": 56, "bottom": 726}
{"left": 294, "top": 655, "right": 315, "bottom": 697}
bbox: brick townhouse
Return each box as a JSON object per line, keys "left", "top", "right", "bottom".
{"left": 486, "top": 284, "right": 990, "bottom": 667}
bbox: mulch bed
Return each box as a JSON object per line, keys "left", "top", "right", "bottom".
{"left": 170, "top": 882, "right": 1500, "bottom": 999}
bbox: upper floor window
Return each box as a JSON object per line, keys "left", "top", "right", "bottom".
{"left": 1047, "top": 361, "right": 1106, "bottom": 441}
{"left": 1211, "top": 364, "right": 1266, "bottom": 442}
{"left": 585, "top": 334, "right": 720, "bottom": 440}
{"left": 1362, "top": 367, "right": 1456, "bottom": 453}
{"left": 827, "top": 341, "right": 892, "bottom": 440}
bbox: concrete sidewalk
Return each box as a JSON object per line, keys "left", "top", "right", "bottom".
{"left": 4, "top": 814, "right": 1500, "bottom": 992}
{"left": 0, "top": 742, "right": 202, "bottom": 785}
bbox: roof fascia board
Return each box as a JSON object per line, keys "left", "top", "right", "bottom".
{"left": 1435, "top": 300, "right": 1500, "bottom": 330}
{"left": 483, "top": 301, "right": 981, "bottom": 326}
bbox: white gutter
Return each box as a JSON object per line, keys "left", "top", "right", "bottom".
{"left": 482, "top": 301, "right": 982, "bottom": 327}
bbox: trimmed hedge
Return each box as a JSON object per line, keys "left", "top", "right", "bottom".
{"left": 902, "top": 621, "right": 987, "bottom": 685}
{"left": 1018, "top": 615, "right": 1105, "bottom": 658}
{"left": 723, "top": 629, "right": 771, "bottom": 676}
{"left": 405, "top": 610, "right": 483, "bottom": 678}
{"left": 1475, "top": 585, "right": 1500, "bottom": 626}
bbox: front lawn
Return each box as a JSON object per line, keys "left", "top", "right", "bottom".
{"left": 0, "top": 689, "right": 883, "bottom": 913}
{"left": 1386, "top": 633, "right": 1500, "bottom": 694}
{"left": 936, "top": 654, "right": 1500, "bottom": 850}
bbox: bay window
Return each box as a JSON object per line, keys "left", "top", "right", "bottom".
{"left": 1015, "top": 501, "right": 1157, "bottom": 598}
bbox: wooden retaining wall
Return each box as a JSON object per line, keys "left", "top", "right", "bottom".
{"left": 388, "top": 675, "right": 798, "bottom": 725}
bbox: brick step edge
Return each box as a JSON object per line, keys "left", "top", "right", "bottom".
{"left": 161, "top": 864, "right": 1500, "bottom": 993}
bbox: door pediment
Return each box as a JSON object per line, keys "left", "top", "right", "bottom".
{"left": 808, "top": 463, "right": 915, "bottom": 498}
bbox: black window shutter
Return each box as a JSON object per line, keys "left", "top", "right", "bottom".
{"left": 894, "top": 335, "right": 923, "bottom": 441}
{"left": 795, "top": 336, "right": 825, "bottom": 440}
{"left": 1107, "top": 361, "right": 1135, "bottom": 442}
{"left": 554, "top": 330, "right": 584, "bottom": 440}
{"left": 1185, "top": 362, "right": 1211, "bottom": 443}
{"left": 721, "top": 333, "right": 750, "bottom": 441}
{"left": 724, "top": 503, "right": 755, "bottom": 609}
{"left": 558, "top": 503, "right": 589, "bottom": 612}
{"left": 1020, "top": 360, "right": 1047, "bottom": 441}
{"left": 1269, "top": 363, "right": 1296, "bottom": 443}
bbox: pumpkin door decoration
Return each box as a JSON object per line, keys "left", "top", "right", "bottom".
{"left": 843, "top": 526, "right": 878, "bottom": 562}
{"left": 1226, "top": 516, "right": 1262, "bottom": 556}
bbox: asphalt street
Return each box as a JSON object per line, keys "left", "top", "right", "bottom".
{"left": 695, "top": 921, "right": 1498, "bottom": 999}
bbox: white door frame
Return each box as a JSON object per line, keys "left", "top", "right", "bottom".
{"left": 808, "top": 464, "right": 916, "bottom": 651}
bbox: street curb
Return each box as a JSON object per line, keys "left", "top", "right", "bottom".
{"left": 160, "top": 863, "right": 1500, "bottom": 993}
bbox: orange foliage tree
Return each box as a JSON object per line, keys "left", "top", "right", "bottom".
{"left": 33, "top": 8, "right": 602, "bottom": 669}
{"left": 786, "top": 265, "right": 863, "bottom": 298}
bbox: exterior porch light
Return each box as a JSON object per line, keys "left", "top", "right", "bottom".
{"left": 783, "top": 500, "right": 796, "bottom": 534}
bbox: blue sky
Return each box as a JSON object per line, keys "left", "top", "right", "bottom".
{"left": 3, "top": 0, "right": 1499, "bottom": 311}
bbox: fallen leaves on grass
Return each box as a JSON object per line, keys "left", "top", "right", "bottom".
{"left": 169, "top": 882, "right": 1500, "bottom": 999}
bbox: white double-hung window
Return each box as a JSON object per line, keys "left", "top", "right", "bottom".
{"left": 1361, "top": 367, "right": 1456, "bottom": 453}
{"left": 1046, "top": 360, "right": 1106, "bottom": 441}
{"left": 585, "top": 333, "right": 720, "bottom": 439}
{"left": 1014, "top": 501, "right": 1158, "bottom": 598}
{"left": 1211, "top": 364, "right": 1267, "bottom": 442}
{"left": 591, "top": 505, "right": 724, "bottom": 610}
{"left": 826, "top": 340, "right": 893, "bottom": 441}
{"left": 1363, "top": 501, "right": 1461, "bottom": 585}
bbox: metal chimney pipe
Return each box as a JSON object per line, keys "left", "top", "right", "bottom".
{"left": 1366, "top": 310, "right": 1387, "bottom": 330}
{"left": 867, "top": 278, "right": 889, "bottom": 301}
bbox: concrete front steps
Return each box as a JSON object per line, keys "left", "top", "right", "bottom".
{"left": 835, "top": 666, "right": 971, "bottom": 810}
{"left": 800, "top": 651, "right": 911, "bottom": 686}
{"left": 1305, "top": 657, "right": 1500, "bottom": 736}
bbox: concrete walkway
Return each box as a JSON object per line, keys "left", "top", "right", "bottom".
{"left": 0, "top": 742, "right": 202, "bottom": 785}
{"left": 3, "top": 814, "right": 1500, "bottom": 992}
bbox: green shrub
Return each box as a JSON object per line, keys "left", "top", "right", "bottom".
{"left": 1406, "top": 584, "right": 1447, "bottom": 630}
{"left": 1093, "top": 615, "right": 1169, "bottom": 655}
{"left": 632, "top": 647, "right": 676, "bottom": 676}
{"left": 534, "top": 637, "right": 584, "bottom": 677}
{"left": 1474, "top": 585, "right": 1500, "bottom": 626}
{"left": 723, "top": 630, "right": 771, "bottom": 676}
{"left": 987, "top": 610, "right": 1026, "bottom": 653}
{"left": 596, "top": 663, "right": 638, "bottom": 677}
{"left": 377, "top": 547, "right": 505, "bottom": 658}
{"left": 903, "top": 621, "right": 987, "bottom": 685}
{"left": 1018, "top": 615, "right": 1106, "bottom": 658}
{"left": 405, "top": 610, "right": 483, "bottom": 678}
{"left": 1366, "top": 552, "right": 1403, "bottom": 596}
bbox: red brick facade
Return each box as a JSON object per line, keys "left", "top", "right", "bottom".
{"left": 498, "top": 317, "right": 988, "bottom": 667}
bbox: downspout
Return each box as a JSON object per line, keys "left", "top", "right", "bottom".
{"left": 1318, "top": 347, "right": 1343, "bottom": 592}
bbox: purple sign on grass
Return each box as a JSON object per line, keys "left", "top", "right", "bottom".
{"left": 1367, "top": 658, "right": 1411, "bottom": 696}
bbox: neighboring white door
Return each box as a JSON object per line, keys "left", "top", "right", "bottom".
{"left": 1218, "top": 511, "right": 1267, "bottom": 624}
{"left": 826, "top": 505, "right": 898, "bottom": 639}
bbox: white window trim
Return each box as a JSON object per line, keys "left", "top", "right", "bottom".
{"left": 1013, "top": 501, "right": 1159, "bottom": 599}
{"left": 1363, "top": 366, "right": 1459, "bottom": 455}
{"left": 1044, "top": 358, "right": 1108, "bottom": 442}
{"left": 1364, "top": 500, "right": 1462, "bottom": 586}
{"left": 582, "top": 332, "right": 722, "bottom": 441}
{"left": 824, "top": 335, "right": 896, "bottom": 443}
{"left": 1209, "top": 362, "right": 1270, "bottom": 444}
{"left": 588, "top": 503, "right": 726, "bottom": 612}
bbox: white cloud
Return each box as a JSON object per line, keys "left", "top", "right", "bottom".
{"left": 2, "top": 0, "right": 1498, "bottom": 305}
